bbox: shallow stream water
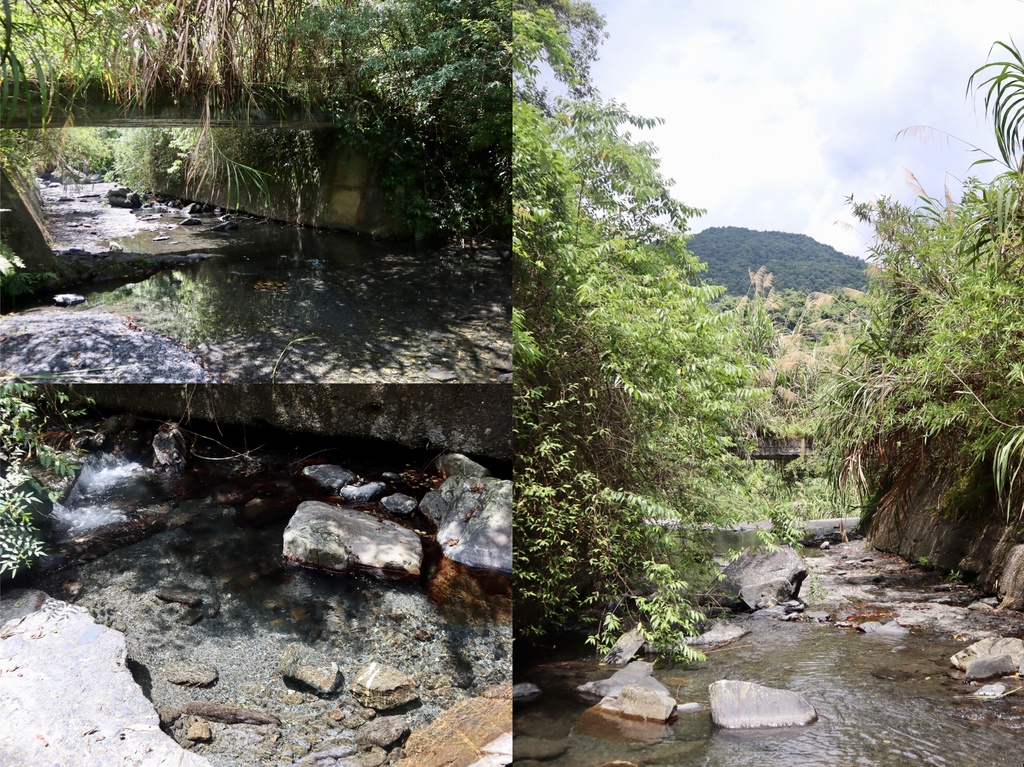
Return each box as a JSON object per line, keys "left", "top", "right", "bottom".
{"left": 18, "top": 435, "right": 512, "bottom": 766}
{"left": 516, "top": 540, "right": 1024, "bottom": 767}
{"left": 10, "top": 183, "right": 511, "bottom": 383}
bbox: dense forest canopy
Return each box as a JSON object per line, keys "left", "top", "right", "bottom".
{"left": 0, "top": 0, "right": 511, "bottom": 237}
{"left": 688, "top": 226, "right": 869, "bottom": 296}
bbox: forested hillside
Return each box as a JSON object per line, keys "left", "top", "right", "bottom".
{"left": 689, "top": 226, "right": 868, "bottom": 295}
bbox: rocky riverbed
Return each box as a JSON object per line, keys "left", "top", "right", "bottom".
{"left": 0, "top": 420, "right": 512, "bottom": 767}
{"left": 514, "top": 535, "right": 1024, "bottom": 767}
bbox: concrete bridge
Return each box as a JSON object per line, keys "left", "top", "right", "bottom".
{"left": 748, "top": 436, "right": 813, "bottom": 461}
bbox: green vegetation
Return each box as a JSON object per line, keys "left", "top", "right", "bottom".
{"left": 514, "top": 1, "right": 770, "bottom": 657}
{"left": 1, "top": 0, "right": 511, "bottom": 238}
{"left": 689, "top": 226, "right": 869, "bottom": 296}
{"left": 820, "top": 40, "right": 1024, "bottom": 535}
{"left": 0, "top": 384, "right": 81, "bottom": 577}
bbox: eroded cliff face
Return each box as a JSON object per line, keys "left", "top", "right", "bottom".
{"left": 67, "top": 383, "right": 512, "bottom": 461}
{"left": 866, "top": 460, "right": 1024, "bottom": 606}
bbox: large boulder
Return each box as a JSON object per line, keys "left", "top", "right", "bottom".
{"left": 720, "top": 546, "right": 807, "bottom": 610}
{"left": 592, "top": 683, "right": 677, "bottom": 723}
{"left": 0, "top": 599, "right": 211, "bottom": 766}
{"left": 708, "top": 680, "right": 817, "bottom": 729}
{"left": 421, "top": 476, "right": 512, "bottom": 574}
{"left": 283, "top": 501, "right": 423, "bottom": 578}
{"left": 951, "top": 637, "right": 1024, "bottom": 671}
{"left": 578, "top": 660, "right": 670, "bottom": 701}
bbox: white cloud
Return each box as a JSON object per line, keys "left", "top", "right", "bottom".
{"left": 588, "top": 0, "right": 1024, "bottom": 255}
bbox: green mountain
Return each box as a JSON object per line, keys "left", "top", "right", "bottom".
{"left": 687, "top": 226, "right": 869, "bottom": 296}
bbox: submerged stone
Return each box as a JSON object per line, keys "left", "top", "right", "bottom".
{"left": 951, "top": 637, "right": 1024, "bottom": 671}
{"left": 349, "top": 661, "right": 419, "bottom": 709}
{"left": 965, "top": 654, "right": 1016, "bottom": 681}
{"left": 708, "top": 680, "right": 817, "bottom": 729}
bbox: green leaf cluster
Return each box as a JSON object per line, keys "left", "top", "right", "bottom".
{"left": 514, "top": 2, "right": 758, "bottom": 656}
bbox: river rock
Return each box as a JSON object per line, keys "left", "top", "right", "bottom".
{"left": 708, "top": 680, "right": 817, "bottom": 728}
{"left": 720, "top": 546, "right": 807, "bottom": 610}
{"left": 0, "top": 600, "right": 211, "bottom": 766}
{"left": 209, "top": 220, "right": 238, "bottom": 232}
{"left": 381, "top": 492, "right": 419, "bottom": 516}
{"left": 283, "top": 501, "right": 423, "bottom": 578}
{"left": 513, "top": 682, "right": 542, "bottom": 706}
{"left": 685, "top": 619, "right": 750, "bottom": 647}
{"left": 340, "top": 481, "right": 388, "bottom": 503}
{"left": 434, "top": 453, "right": 491, "bottom": 479}
{"left": 349, "top": 662, "right": 419, "bottom": 709}
{"left": 423, "top": 476, "right": 512, "bottom": 573}
{"left": 578, "top": 660, "right": 670, "bottom": 701}
{"left": 512, "top": 736, "right": 568, "bottom": 760}
{"left": 604, "top": 628, "right": 645, "bottom": 666}
{"left": 593, "top": 684, "right": 677, "bottom": 723}
{"left": 965, "top": 654, "right": 1016, "bottom": 681}
{"left": 393, "top": 686, "right": 511, "bottom": 767}
{"left": 278, "top": 642, "right": 343, "bottom": 695}
{"left": 165, "top": 660, "right": 219, "bottom": 687}
{"left": 951, "top": 637, "right": 1024, "bottom": 671}
{"left": 857, "top": 620, "right": 909, "bottom": 636}
{"left": 975, "top": 683, "right": 1008, "bottom": 697}
{"left": 356, "top": 715, "right": 410, "bottom": 748}
{"left": 301, "top": 464, "right": 357, "bottom": 493}
{"left": 53, "top": 293, "right": 86, "bottom": 306}
{"left": 107, "top": 186, "right": 141, "bottom": 208}
{"left": 152, "top": 425, "right": 187, "bottom": 471}
{"left": 180, "top": 217, "right": 203, "bottom": 226}
{"left": 0, "top": 589, "right": 49, "bottom": 624}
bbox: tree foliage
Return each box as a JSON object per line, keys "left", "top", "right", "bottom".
{"left": 514, "top": 2, "right": 757, "bottom": 655}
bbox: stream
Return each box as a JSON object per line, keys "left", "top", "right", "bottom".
{"left": 515, "top": 539, "right": 1024, "bottom": 767}
{"left": 2, "top": 182, "right": 511, "bottom": 383}
{"left": 5, "top": 421, "right": 512, "bottom": 766}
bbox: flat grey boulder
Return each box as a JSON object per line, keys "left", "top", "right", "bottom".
{"left": 0, "top": 599, "right": 211, "bottom": 766}
{"left": 340, "top": 481, "right": 387, "bottom": 503}
{"left": 686, "top": 620, "right": 751, "bottom": 647}
{"left": 434, "top": 452, "right": 491, "bottom": 479}
{"left": 578, "top": 660, "right": 670, "bottom": 701}
{"left": 421, "top": 476, "right": 512, "bottom": 573}
{"left": 965, "top": 654, "right": 1016, "bottom": 681}
{"left": 857, "top": 620, "right": 909, "bottom": 636}
{"left": 720, "top": 546, "right": 807, "bottom": 610}
{"left": 593, "top": 684, "right": 677, "bottom": 723}
{"left": 708, "top": 680, "right": 817, "bottom": 728}
{"left": 283, "top": 501, "right": 422, "bottom": 579}
{"left": 603, "top": 627, "right": 645, "bottom": 665}
{"left": 951, "top": 637, "right": 1024, "bottom": 671}
{"left": 381, "top": 492, "right": 419, "bottom": 517}
{"left": 513, "top": 682, "right": 542, "bottom": 706}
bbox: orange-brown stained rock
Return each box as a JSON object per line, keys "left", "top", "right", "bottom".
{"left": 573, "top": 704, "right": 673, "bottom": 746}
{"left": 393, "top": 685, "right": 511, "bottom": 767}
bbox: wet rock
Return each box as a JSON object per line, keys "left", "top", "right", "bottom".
{"left": 381, "top": 492, "right": 418, "bottom": 517}
{"left": 53, "top": 293, "right": 86, "bottom": 306}
{"left": 165, "top": 660, "right": 219, "bottom": 687}
{"left": 578, "top": 660, "right": 670, "bottom": 701}
{"left": 184, "top": 701, "right": 282, "bottom": 726}
{"left": 209, "top": 220, "right": 238, "bottom": 232}
{"left": 950, "top": 637, "right": 1024, "bottom": 671}
{"left": 107, "top": 186, "right": 142, "bottom": 208}
{"left": 975, "top": 683, "right": 1008, "bottom": 697}
{"left": 720, "top": 546, "right": 807, "bottom": 610}
{"left": 156, "top": 584, "right": 207, "bottom": 607}
{"left": 434, "top": 453, "right": 491, "bottom": 479}
{"left": 857, "top": 620, "right": 909, "bottom": 636}
{"left": 283, "top": 501, "right": 423, "bottom": 578}
{"left": 574, "top": 705, "right": 673, "bottom": 746}
{"left": 966, "top": 654, "right": 1016, "bottom": 681}
{"left": 513, "top": 682, "right": 542, "bottom": 706}
{"left": 677, "top": 702, "right": 702, "bottom": 713}
{"left": 355, "top": 715, "right": 410, "bottom": 748}
{"left": 301, "top": 464, "right": 357, "bottom": 493}
{"left": 394, "top": 688, "right": 511, "bottom": 767}
{"left": 708, "top": 680, "right": 817, "bottom": 728}
{"left": 593, "top": 684, "right": 677, "bottom": 723}
{"left": 0, "top": 600, "right": 211, "bottom": 766}
{"left": 423, "top": 476, "right": 512, "bottom": 574}
{"left": 685, "top": 619, "right": 750, "bottom": 647}
{"left": 603, "top": 628, "right": 645, "bottom": 666}
{"left": 349, "top": 662, "right": 419, "bottom": 710}
{"left": 340, "top": 481, "right": 388, "bottom": 503}
{"left": 278, "top": 643, "right": 343, "bottom": 695}
{"left": 299, "top": 736, "right": 357, "bottom": 764}
{"left": 180, "top": 217, "right": 203, "bottom": 226}
{"left": 152, "top": 424, "right": 188, "bottom": 471}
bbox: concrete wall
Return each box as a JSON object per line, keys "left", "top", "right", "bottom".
{"left": 160, "top": 134, "right": 407, "bottom": 238}
{"left": 67, "top": 384, "right": 511, "bottom": 462}
{"left": 0, "top": 166, "right": 56, "bottom": 273}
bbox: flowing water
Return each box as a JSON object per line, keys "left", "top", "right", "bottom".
{"left": 516, "top": 621, "right": 1024, "bottom": 767}
{"left": 10, "top": 184, "right": 511, "bottom": 383}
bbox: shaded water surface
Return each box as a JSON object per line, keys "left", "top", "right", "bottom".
{"left": 517, "top": 622, "right": 1024, "bottom": 767}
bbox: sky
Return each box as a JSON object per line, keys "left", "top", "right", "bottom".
{"left": 586, "top": 0, "right": 1024, "bottom": 256}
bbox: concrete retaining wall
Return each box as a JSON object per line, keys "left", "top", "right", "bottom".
{"left": 0, "top": 166, "right": 56, "bottom": 273}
